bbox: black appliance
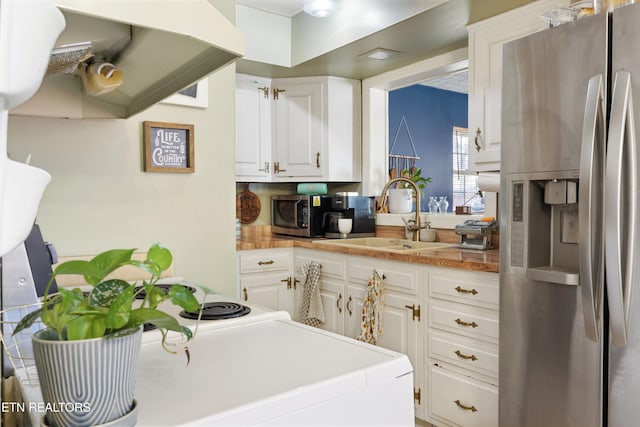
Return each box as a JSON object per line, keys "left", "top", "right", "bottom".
{"left": 323, "top": 194, "right": 376, "bottom": 239}
{"left": 271, "top": 194, "right": 331, "bottom": 237}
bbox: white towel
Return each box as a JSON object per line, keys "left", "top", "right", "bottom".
{"left": 357, "top": 270, "right": 384, "bottom": 345}
{"left": 299, "top": 262, "right": 325, "bottom": 327}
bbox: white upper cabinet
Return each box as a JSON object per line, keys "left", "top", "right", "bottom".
{"left": 467, "top": 0, "right": 569, "bottom": 171}
{"left": 272, "top": 79, "right": 324, "bottom": 178}
{"left": 236, "top": 74, "right": 272, "bottom": 179}
{"left": 235, "top": 74, "right": 361, "bottom": 182}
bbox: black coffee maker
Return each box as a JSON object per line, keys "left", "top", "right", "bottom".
{"left": 323, "top": 193, "right": 376, "bottom": 238}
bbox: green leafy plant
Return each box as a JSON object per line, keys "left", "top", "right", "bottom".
{"left": 400, "top": 167, "right": 432, "bottom": 190}
{"left": 13, "top": 243, "right": 202, "bottom": 354}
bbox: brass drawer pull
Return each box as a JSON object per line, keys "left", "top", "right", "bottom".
{"left": 347, "top": 295, "right": 353, "bottom": 317}
{"left": 454, "top": 399, "right": 478, "bottom": 412}
{"left": 258, "top": 260, "right": 275, "bottom": 266}
{"left": 293, "top": 278, "right": 300, "bottom": 290}
{"left": 242, "top": 287, "right": 248, "bottom": 301}
{"left": 455, "top": 318, "right": 478, "bottom": 328}
{"left": 337, "top": 293, "right": 343, "bottom": 314}
{"left": 454, "top": 350, "right": 478, "bottom": 361}
{"left": 455, "top": 286, "right": 478, "bottom": 295}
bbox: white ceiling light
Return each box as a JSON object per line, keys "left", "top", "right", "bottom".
{"left": 358, "top": 47, "right": 403, "bottom": 61}
{"left": 304, "top": 0, "right": 336, "bottom": 17}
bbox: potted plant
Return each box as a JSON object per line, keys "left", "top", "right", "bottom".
{"left": 400, "top": 167, "right": 432, "bottom": 191}
{"left": 388, "top": 167, "right": 432, "bottom": 213}
{"left": 13, "top": 242, "right": 202, "bottom": 427}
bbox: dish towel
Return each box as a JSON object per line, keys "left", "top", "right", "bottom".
{"left": 357, "top": 270, "right": 384, "bottom": 345}
{"left": 299, "top": 262, "right": 325, "bottom": 327}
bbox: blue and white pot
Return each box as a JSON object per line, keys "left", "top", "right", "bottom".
{"left": 32, "top": 327, "right": 142, "bottom": 427}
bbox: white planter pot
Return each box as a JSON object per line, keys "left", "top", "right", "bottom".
{"left": 32, "top": 327, "right": 142, "bottom": 427}
{"left": 388, "top": 188, "right": 413, "bottom": 213}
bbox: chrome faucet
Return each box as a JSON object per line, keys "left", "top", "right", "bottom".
{"left": 379, "top": 177, "right": 421, "bottom": 241}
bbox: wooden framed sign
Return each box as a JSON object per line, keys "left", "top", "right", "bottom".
{"left": 143, "top": 121, "right": 194, "bottom": 173}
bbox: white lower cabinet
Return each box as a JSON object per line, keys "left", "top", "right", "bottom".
{"left": 428, "top": 331, "right": 499, "bottom": 381}
{"left": 428, "top": 299, "right": 499, "bottom": 345}
{"left": 294, "top": 249, "right": 349, "bottom": 332}
{"left": 293, "top": 250, "right": 425, "bottom": 417}
{"left": 239, "top": 247, "right": 500, "bottom": 425}
{"left": 429, "top": 365, "right": 498, "bottom": 427}
{"left": 347, "top": 255, "right": 423, "bottom": 415}
{"left": 425, "top": 268, "right": 499, "bottom": 427}
{"left": 237, "top": 248, "right": 296, "bottom": 317}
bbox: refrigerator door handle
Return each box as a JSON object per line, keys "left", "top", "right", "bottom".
{"left": 605, "top": 70, "right": 639, "bottom": 347}
{"left": 579, "top": 74, "right": 605, "bottom": 343}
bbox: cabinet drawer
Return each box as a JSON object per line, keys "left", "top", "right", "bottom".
{"left": 349, "top": 257, "right": 418, "bottom": 294}
{"left": 428, "top": 330, "right": 498, "bottom": 379}
{"left": 429, "top": 364, "right": 498, "bottom": 427}
{"left": 429, "top": 300, "right": 499, "bottom": 343}
{"left": 429, "top": 270, "right": 498, "bottom": 308}
{"left": 239, "top": 251, "right": 291, "bottom": 273}
{"left": 295, "top": 251, "right": 345, "bottom": 280}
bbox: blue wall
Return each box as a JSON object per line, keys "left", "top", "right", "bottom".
{"left": 389, "top": 85, "right": 468, "bottom": 212}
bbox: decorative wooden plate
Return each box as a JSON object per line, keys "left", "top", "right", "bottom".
{"left": 236, "top": 183, "right": 261, "bottom": 224}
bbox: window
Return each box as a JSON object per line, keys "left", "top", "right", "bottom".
{"left": 452, "top": 127, "right": 482, "bottom": 212}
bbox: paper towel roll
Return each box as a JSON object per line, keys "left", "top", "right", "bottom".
{"left": 478, "top": 172, "right": 500, "bottom": 193}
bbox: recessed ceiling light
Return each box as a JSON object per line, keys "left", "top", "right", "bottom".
{"left": 358, "top": 47, "right": 403, "bottom": 61}
{"left": 304, "top": 0, "right": 336, "bottom": 17}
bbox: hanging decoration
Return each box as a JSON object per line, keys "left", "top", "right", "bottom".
{"left": 389, "top": 115, "right": 420, "bottom": 179}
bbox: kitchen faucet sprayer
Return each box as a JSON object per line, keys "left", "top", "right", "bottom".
{"left": 379, "top": 177, "right": 422, "bottom": 241}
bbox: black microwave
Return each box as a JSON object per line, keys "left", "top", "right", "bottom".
{"left": 271, "top": 194, "right": 331, "bottom": 237}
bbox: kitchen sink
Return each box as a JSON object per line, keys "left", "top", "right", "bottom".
{"left": 313, "top": 237, "right": 455, "bottom": 253}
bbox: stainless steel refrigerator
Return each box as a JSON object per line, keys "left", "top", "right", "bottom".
{"left": 500, "top": 4, "right": 640, "bottom": 427}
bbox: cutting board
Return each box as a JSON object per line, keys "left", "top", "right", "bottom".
{"left": 236, "top": 183, "right": 261, "bottom": 224}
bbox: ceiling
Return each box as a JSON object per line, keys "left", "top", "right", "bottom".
{"left": 420, "top": 69, "right": 468, "bottom": 94}
{"left": 236, "top": 0, "right": 305, "bottom": 17}
{"left": 235, "top": 0, "right": 537, "bottom": 85}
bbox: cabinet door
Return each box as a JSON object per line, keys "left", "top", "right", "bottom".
{"left": 235, "top": 76, "right": 272, "bottom": 180}
{"left": 346, "top": 286, "right": 421, "bottom": 361}
{"left": 344, "top": 283, "right": 365, "bottom": 340}
{"left": 315, "top": 279, "right": 346, "bottom": 335}
{"left": 347, "top": 284, "right": 423, "bottom": 413}
{"left": 240, "top": 272, "right": 293, "bottom": 315}
{"left": 294, "top": 249, "right": 348, "bottom": 332}
{"left": 272, "top": 81, "right": 324, "bottom": 178}
{"left": 375, "top": 291, "right": 420, "bottom": 364}
{"left": 467, "top": 0, "right": 568, "bottom": 171}
{"left": 381, "top": 291, "right": 422, "bottom": 415}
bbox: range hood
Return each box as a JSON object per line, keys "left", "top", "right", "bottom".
{"left": 10, "top": 0, "right": 244, "bottom": 119}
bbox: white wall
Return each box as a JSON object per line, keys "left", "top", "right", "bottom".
{"left": 237, "top": 4, "right": 291, "bottom": 67}
{"left": 7, "top": 65, "right": 239, "bottom": 297}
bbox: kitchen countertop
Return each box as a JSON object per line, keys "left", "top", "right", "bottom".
{"left": 236, "top": 231, "right": 499, "bottom": 273}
